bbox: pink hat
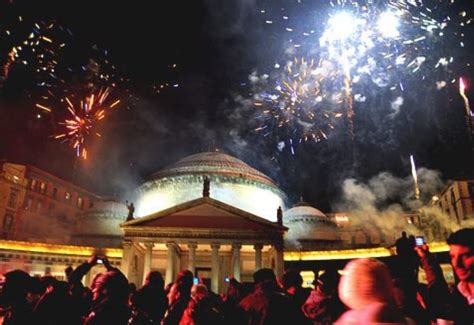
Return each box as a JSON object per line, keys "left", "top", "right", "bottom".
{"left": 339, "top": 258, "right": 395, "bottom": 310}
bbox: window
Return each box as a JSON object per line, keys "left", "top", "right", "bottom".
{"left": 77, "top": 197, "right": 84, "bottom": 209}
{"left": 65, "top": 192, "right": 71, "bottom": 201}
{"left": 7, "top": 190, "right": 18, "bottom": 208}
{"left": 40, "top": 182, "right": 47, "bottom": 194}
{"left": 30, "top": 179, "right": 37, "bottom": 190}
{"left": 52, "top": 187, "right": 58, "bottom": 198}
{"left": 468, "top": 183, "right": 474, "bottom": 198}
{"left": 3, "top": 214, "right": 13, "bottom": 232}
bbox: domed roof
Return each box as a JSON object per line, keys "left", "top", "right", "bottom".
{"left": 285, "top": 203, "right": 327, "bottom": 220}
{"left": 135, "top": 152, "right": 286, "bottom": 221}
{"left": 283, "top": 202, "right": 339, "bottom": 245}
{"left": 150, "top": 152, "right": 277, "bottom": 187}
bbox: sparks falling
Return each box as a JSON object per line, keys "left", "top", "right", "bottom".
{"left": 410, "top": 155, "right": 421, "bottom": 200}
{"left": 459, "top": 77, "right": 471, "bottom": 116}
{"left": 36, "top": 88, "right": 120, "bottom": 160}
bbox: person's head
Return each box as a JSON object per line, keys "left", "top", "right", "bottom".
{"left": 339, "top": 258, "right": 395, "bottom": 310}
{"left": 316, "top": 269, "right": 340, "bottom": 295}
{"left": 65, "top": 266, "right": 73, "bottom": 279}
{"left": 253, "top": 268, "right": 276, "bottom": 285}
{"left": 175, "top": 270, "right": 193, "bottom": 296}
{"left": 401, "top": 231, "right": 407, "bottom": 238}
{"left": 447, "top": 228, "right": 474, "bottom": 282}
{"left": 91, "top": 271, "right": 129, "bottom": 305}
{"left": 225, "top": 277, "right": 242, "bottom": 299}
{"left": 282, "top": 269, "right": 303, "bottom": 292}
{"left": 190, "top": 284, "right": 208, "bottom": 301}
{"left": 145, "top": 271, "right": 164, "bottom": 289}
{"left": 0, "top": 270, "right": 32, "bottom": 305}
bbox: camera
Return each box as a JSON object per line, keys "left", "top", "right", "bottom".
{"left": 415, "top": 236, "right": 425, "bottom": 246}
{"left": 96, "top": 258, "right": 104, "bottom": 264}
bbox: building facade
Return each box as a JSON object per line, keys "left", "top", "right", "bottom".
{"left": 0, "top": 161, "right": 99, "bottom": 243}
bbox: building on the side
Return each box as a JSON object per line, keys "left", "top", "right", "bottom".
{"left": 0, "top": 161, "right": 100, "bottom": 243}
{"left": 429, "top": 180, "right": 474, "bottom": 225}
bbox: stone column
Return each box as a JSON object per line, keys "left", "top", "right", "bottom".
{"left": 120, "top": 240, "right": 133, "bottom": 279}
{"left": 165, "top": 242, "right": 176, "bottom": 286}
{"left": 254, "top": 243, "right": 263, "bottom": 271}
{"left": 211, "top": 243, "right": 220, "bottom": 293}
{"left": 187, "top": 242, "right": 198, "bottom": 274}
{"left": 143, "top": 242, "right": 154, "bottom": 285}
{"left": 231, "top": 243, "right": 242, "bottom": 281}
{"left": 274, "top": 244, "right": 284, "bottom": 279}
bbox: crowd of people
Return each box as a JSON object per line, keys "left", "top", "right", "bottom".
{"left": 0, "top": 228, "right": 472, "bottom": 324}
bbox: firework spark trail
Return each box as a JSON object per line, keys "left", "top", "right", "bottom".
{"left": 459, "top": 77, "right": 471, "bottom": 116}
{"left": 36, "top": 87, "right": 120, "bottom": 160}
{"left": 410, "top": 154, "right": 421, "bottom": 200}
{"left": 344, "top": 72, "right": 354, "bottom": 140}
{"left": 459, "top": 77, "right": 473, "bottom": 136}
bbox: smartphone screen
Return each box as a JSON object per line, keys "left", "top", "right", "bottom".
{"left": 415, "top": 236, "right": 424, "bottom": 246}
{"left": 97, "top": 258, "right": 103, "bottom": 264}
{"left": 193, "top": 277, "right": 199, "bottom": 285}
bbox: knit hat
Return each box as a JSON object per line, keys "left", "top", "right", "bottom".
{"left": 338, "top": 258, "right": 395, "bottom": 310}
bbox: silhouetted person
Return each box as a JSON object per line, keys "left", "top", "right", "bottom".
{"left": 180, "top": 284, "right": 223, "bottom": 325}
{"left": 162, "top": 270, "right": 193, "bottom": 325}
{"left": 302, "top": 269, "right": 345, "bottom": 324}
{"left": 33, "top": 279, "right": 79, "bottom": 325}
{"left": 129, "top": 271, "right": 167, "bottom": 324}
{"left": 84, "top": 270, "right": 130, "bottom": 324}
{"left": 0, "top": 270, "right": 34, "bottom": 325}
{"left": 395, "top": 231, "right": 411, "bottom": 258}
{"left": 282, "top": 269, "right": 312, "bottom": 324}
{"left": 238, "top": 268, "right": 301, "bottom": 325}
{"left": 221, "top": 277, "right": 245, "bottom": 325}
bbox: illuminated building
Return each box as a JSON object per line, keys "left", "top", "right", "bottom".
{"left": 0, "top": 161, "right": 121, "bottom": 281}
{"left": 0, "top": 161, "right": 99, "bottom": 243}
{"left": 135, "top": 152, "right": 286, "bottom": 221}
{"left": 0, "top": 154, "right": 459, "bottom": 291}
{"left": 122, "top": 152, "right": 287, "bottom": 290}
{"left": 428, "top": 180, "right": 474, "bottom": 225}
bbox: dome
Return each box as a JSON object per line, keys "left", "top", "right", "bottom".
{"left": 71, "top": 199, "right": 128, "bottom": 248}
{"left": 135, "top": 152, "right": 286, "bottom": 221}
{"left": 284, "top": 202, "right": 339, "bottom": 244}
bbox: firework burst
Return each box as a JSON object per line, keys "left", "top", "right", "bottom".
{"left": 254, "top": 57, "right": 344, "bottom": 153}
{"left": 252, "top": 0, "right": 472, "bottom": 153}
{"left": 36, "top": 88, "right": 120, "bottom": 160}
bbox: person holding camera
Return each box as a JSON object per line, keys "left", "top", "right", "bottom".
{"left": 415, "top": 228, "right": 474, "bottom": 324}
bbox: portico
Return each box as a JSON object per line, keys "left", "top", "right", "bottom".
{"left": 120, "top": 196, "right": 286, "bottom": 293}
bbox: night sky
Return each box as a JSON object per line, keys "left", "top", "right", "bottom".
{"left": 1, "top": 0, "right": 473, "bottom": 212}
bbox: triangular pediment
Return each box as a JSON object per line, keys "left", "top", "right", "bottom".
{"left": 121, "top": 197, "right": 285, "bottom": 232}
